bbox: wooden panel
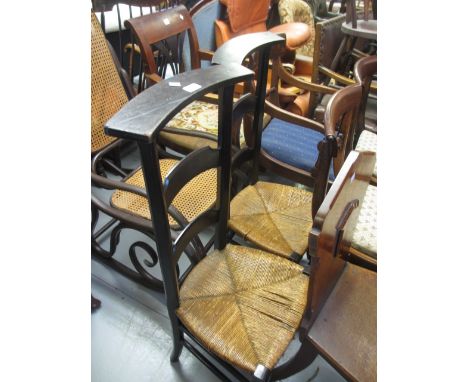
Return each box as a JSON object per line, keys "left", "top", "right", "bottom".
{"left": 308, "top": 263, "right": 376, "bottom": 382}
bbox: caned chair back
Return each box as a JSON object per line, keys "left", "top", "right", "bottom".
{"left": 91, "top": 12, "right": 129, "bottom": 154}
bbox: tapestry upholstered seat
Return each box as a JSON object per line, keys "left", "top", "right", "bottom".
{"left": 111, "top": 159, "right": 217, "bottom": 228}
{"left": 355, "top": 129, "right": 377, "bottom": 178}
{"left": 177, "top": 243, "right": 308, "bottom": 372}
{"left": 350, "top": 184, "right": 377, "bottom": 259}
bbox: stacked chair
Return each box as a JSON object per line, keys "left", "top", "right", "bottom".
{"left": 103, "top": 27, "right": 377, "bottom": 380}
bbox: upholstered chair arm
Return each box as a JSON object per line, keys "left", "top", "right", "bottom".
{"left": 198, "top": 48, "right": 214, "bottom": 62}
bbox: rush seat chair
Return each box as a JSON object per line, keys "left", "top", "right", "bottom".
{"left": 229, "top": 83, "right": 362, "bottom": 261}
{"left": 229, "top": 54, "right": 377, "bottom": 269}
{"left": 104, "top": 30, "right": 376, "bottom": 381}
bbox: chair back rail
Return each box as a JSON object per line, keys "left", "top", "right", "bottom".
{"left": 92, "top": 0, "right": 185, "bottom": 92}
{"left": 124, "top": 5, "right": 202, "bottom": 88}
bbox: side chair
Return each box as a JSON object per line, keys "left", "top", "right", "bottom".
{"left": 104, "top": 29, "right": 376, "bottom": 381}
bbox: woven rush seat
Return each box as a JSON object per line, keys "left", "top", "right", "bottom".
{"left": 177, "top": 243, "right": 308, "bottom": 372}
{"left": 111, "top": 159, "right": 217, "bottom": 227}
{"left": 355, "top": 129, "right": 377, "bottom": 178}
{"left": 351, "top": 184, "right": 377, "bottom": 258}
{"left": 229, "top": 181, "right": 313, "bottom": 259}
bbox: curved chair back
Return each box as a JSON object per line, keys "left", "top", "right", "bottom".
{"left": 91, "top": 12, "right": 130, "bottom": 155}
{"left": 125, "top": 5, "right": 202, "bottom": 87}
{"left": 354, "top": 54, "right": 376, "bottom": 137}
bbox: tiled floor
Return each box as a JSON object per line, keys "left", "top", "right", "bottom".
{"left": 91, "top": 139, "right": 348, "bottom": 381}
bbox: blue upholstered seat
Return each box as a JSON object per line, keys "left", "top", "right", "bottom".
{"left": 262, "top": 118, "right": 334, "bottom": 179}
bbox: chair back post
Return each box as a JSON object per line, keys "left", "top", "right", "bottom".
{"left": 354, "top": 54, "right": 376, "bottom": 138}
{"left": 308, "top": 14, "right": 346, "bottom": 115}
{"left": 300, "top": 150, "right": 376, "bottom": 336}
{"left": 324, "top": 84, "right": 362, "bottom": 176}
{"left": 213, "top": 32, "right": 286, "bottom": 185}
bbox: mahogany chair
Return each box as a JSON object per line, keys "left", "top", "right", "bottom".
{"left": 125, "top": 5, "right": 245, "bottom": 155}
{"left": 104, "top": 29, "right": 376, "bottom": 380}
{"left": 91, "top": 0, "right": 184, "bottom": 93}
{"left": 91, "top": 11, "right": 216, "bottom": 290}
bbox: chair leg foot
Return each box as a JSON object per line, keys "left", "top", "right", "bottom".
{"left": 91, "top": 295, "right": 101, "bottom": 311}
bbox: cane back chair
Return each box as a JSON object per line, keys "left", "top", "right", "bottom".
{"left": 91, "top": 10, "right": 219, "bottom": 290}
{"left": 104, "top": 53, "right": 376, "bottom": 379}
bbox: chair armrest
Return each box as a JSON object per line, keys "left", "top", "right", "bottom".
{"left": 198, "top": 48, "right": 214, "bottom": 62}
{"left": 144, "top": 72, "right": 163, "bottom": 86}
{"left": 264, "top": 99, "right": 328, "bottom": 135}
{"left": 319, "top": 66, "right": 377, "bottom": 93}
{"left": 319, "top": 65, "right": 356, "bottom": 86}
{"left": 277, "top": 63, "right": 337, "bottom": 95}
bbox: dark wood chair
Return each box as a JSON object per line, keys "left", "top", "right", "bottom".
{"left": 91, "top": 10, "right": 216, "bottom": 291}
{"left": 104, "top": 29, "right": 376, "bottom": 380}
{"left": 91, "top": 0, "right": 185, "bottom": 93}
